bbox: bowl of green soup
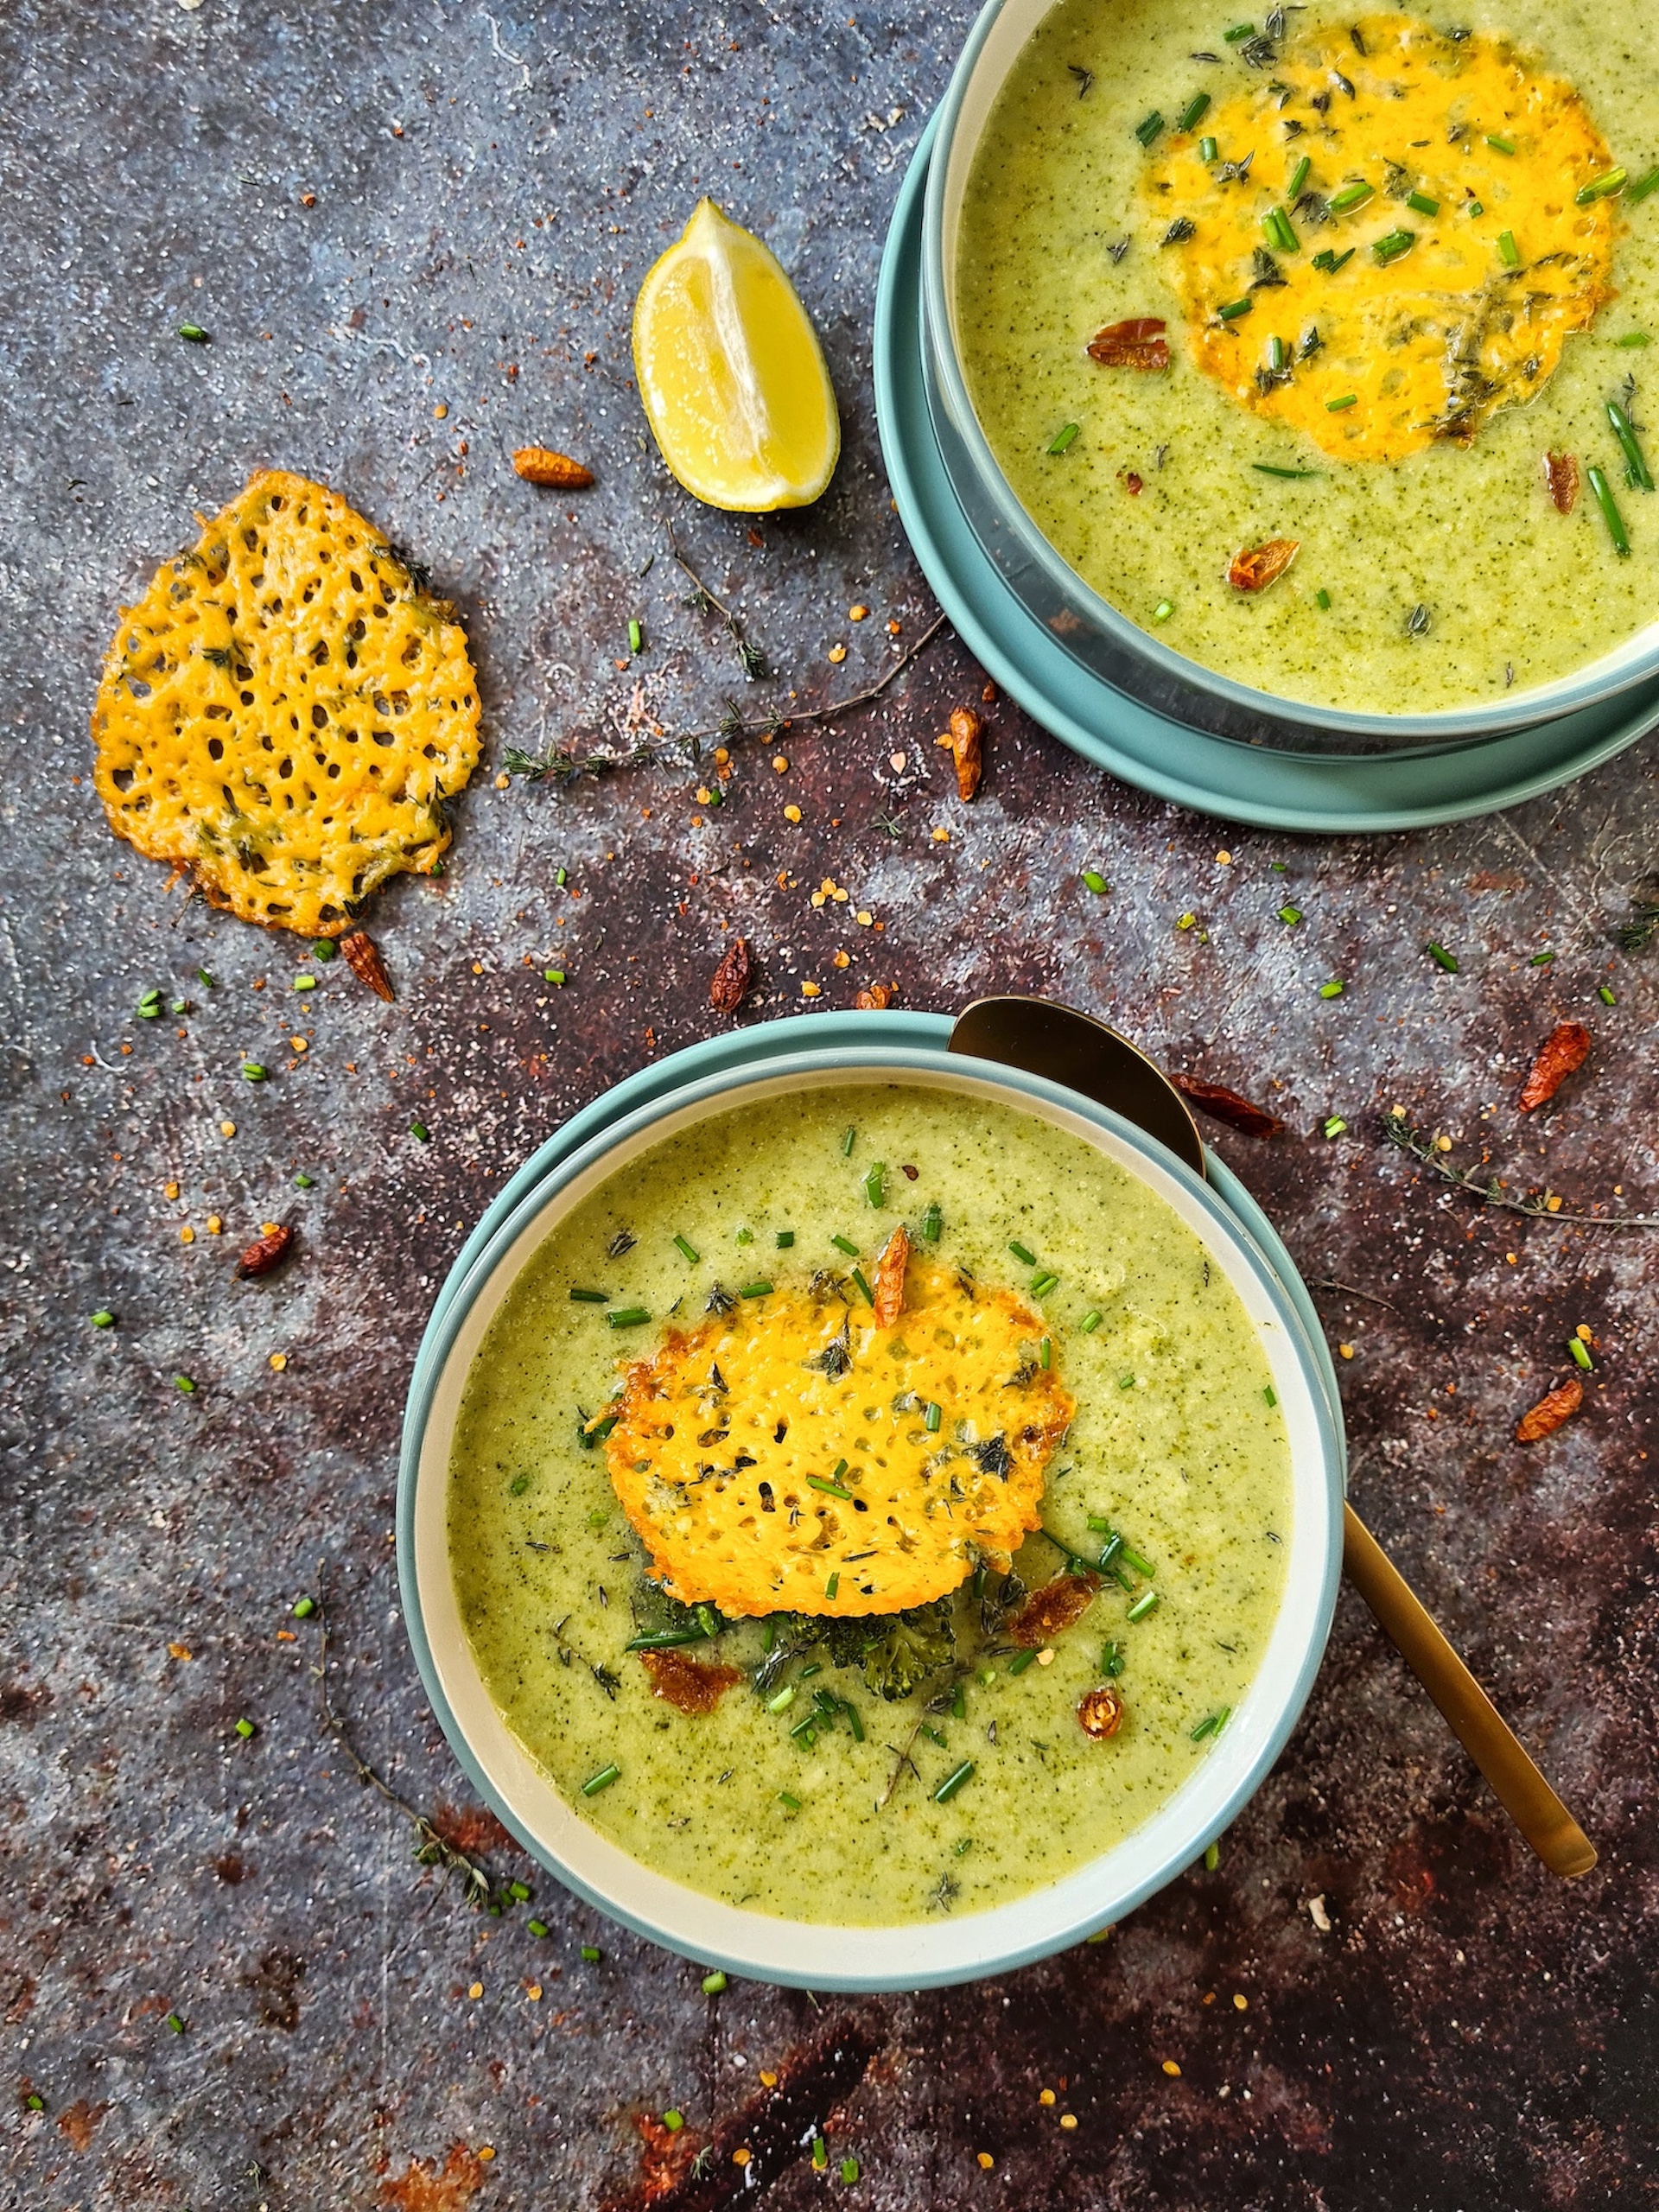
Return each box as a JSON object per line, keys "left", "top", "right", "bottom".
{"left": 922, "top": 0, "right": 1659, "bottom": 747}
{"left": 401, "top": 1023, "right": 1343, "bottom": 1989}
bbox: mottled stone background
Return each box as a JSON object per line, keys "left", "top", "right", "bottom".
{"left": 2, "top": 2, "right": 1655, "bottom": 2208}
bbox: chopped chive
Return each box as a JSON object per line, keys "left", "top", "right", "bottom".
{"left": 850, "top": 1268, "right": 874, "bottom": 1306}
{"left": 90, "top": 1308, "right": 115, "bottom": 1327}
{"left": 1267, "top": 334, "right": 1287, "bottom": 372}
{"left": 1405, "top": 190, "right": 1440, "bottom": 216}
{"left": 1588, "top": 464, "right": 1632, "bottom": 556}
{"left": 1118, "top": 1372, "right": 1135, "bottom": 1390}
{"left": 777, "top": 1792, "right": 801, "bottom": 1812}
{"left": 242, "top": 1062, "right": 268, "bottom": 1082}
{"left": 1081, "top": 868, "right": 1110, "bottom": 893}
{"left": 1425, "top": 941, "right": 1459, "bottom": 972}
{"left": 1223, "top": 22, "right": 1255, "bottom": 39}
{"left": 1497, "top": 229, "right": 1521, "bottom": 269}
{"left": 1278, "top": 904, "right": 1302, "bottom": 925}
{"left": 1319, "top": 978, "right": 1345, "bottom": 998}
{"left": 1126, "top": 1589, "right": 1160, "bottom": 1623}
{"left": 1135, "top": 110, "right": 1165, "bottom": 148}
{"left": 1008, "top": 1240, "right": 1037, "bottom": 1264}
{"left": 842, "top": 2157, "right": 861, "bottom": 2183}
{"left": 1262, "top": 207, "right": 1298, "bottom": 253}
{"left": 1039, "top": 1338, "right": 1052, "bottom": 1373}
{"left": 1630, "top": 167, "right": 1659, "bottom": 204}
{"left": 234, "top": 1716, "right": 256, "bottom": 1738}
{"left": 1608, "top": 400, "right": 1655, "bottom": 491}
{"left": 921, "top": 1201, "right": 942, "bottom": 1243}
{"left": 673, "top": 1234, "right": 701, "bottom": 1264}
{"left": 1468, "top": 200, "right": 1484, "bottom": 215}
{"left": 739, "top": 1280, "right": 772, "bottom": 1298}
{"left": 1262, "top": 1383, "right": 1278, "bottom": 1407}
{"left": 864, "top": 1161, "right": 887, "bottom": 1207}
{"left": 409, "top": 1119, "right": 429, "bottom": 1141}
{"left": 1576, "top": 164, "right": 1626, "bottom": 206}
{"left": 1192, "top": 1709, "right": 1230, "bottom": 1740}
{"left": 606, "top": 1306, "right": 651, "bottom": 1327}
{"left": 1324, "top": 1115, "right": 1348, "bottom": 1138}
{"left": 177, "top": 322, "right": 210, "bottom": 342}
{"left": 1530, "top": 950, "right": 1555, "bottom": 965}
{"left": 544, "top": 968, "right": 566, "bottom": 985}
{"left": 1599, "top": 983, "right": 1618, "bottom": 1006}
{"left": 1485, "top": 133, "right": 1516, "bottom": 155}
{"left": 702, "top": 1970, "right": 728, "bottom": 1993}
{"left": 1568, "top": 1336, "right": 1593, "bottom": 1371}
{"left": 1372, "top": 228, "right": 1414, "bottom": 264}
{"left": 1315, "top": 588, "right": 1332, "bottom": 608}
{"left": 766, "top": 1685, "right": 797, "bottom": 1713}
{"left": 1120, "top": 1545, "right": 1154, "bottom": 1578}
{"left": 1217, "top": 296, "right": 1254, "bottom": 321}
{"left": 663, "top": 2110, "right": 684, "bottom": 2133}
{"left": 1152, "top": 597, "right": 1176, "bottom": 623}
{"left": 1618, "top": 333, "right": 1653, "bottom": 348}
{"left": 776, "top": 1229, "right": 795, "bottom": 1248}
{"left": 625, "top": 1627, "right": 702, "bottom": 1650}
{"left": 311, "top": 940, "right": 335, "bottom": 962}
{"left": 628, "top": 618, "right": 644, "bottom": 655}
{"left": 293, "top": 973, "right": 316, "bottom": 991}
{"left": 1031, "top": 1272, "right": 1059, "bottom": 1296}
{"left": 580, "top": 1944, "right": 601, "bottom": 1961}
{"left": 1326, "top": 392, "right": 1358, "bottom": 411}
{"left": 1046, "top": 422, "right": 1081, "bottom": 455}
{"left": 1102, "top": 1640, "right": 1125, "bottom": 1677}
{"left": 197, "top": 968, "right": 216, "bottom": 987}
{"left": 734, "top": 1228, "right": 753, "bottom": 1244}
{"left": 175, "top": 1374, "right": 196, "bottom": 1393}
{"left": 1204, "top": 1840, "right": 1220, "bottom": 1870}
{"left": 581, "top": 1763, "right": 620, "bottom": 1796}
{"left": 1253, "top": 462, "right": 1320, "bottom": 478}
{"left": 570, "top": 1287, "right": 608, "bottom": 1303}
{"left": 1008, "top": 1648, "right": 1038, "bottom": 1675}
{"left": 554, "top": 866, "right": 568, "bottom": 887}
{"left": 1313, "top": 245, "right": 1356, "bottom": 274}
{"left": 825, "top": 1571, "right": 840, "bottom": 1598}
{"left": 1199, "top": 134, "right": 1219, "bottom": 162}
{"left": 507, "top": 1878, "right": 532, "bottom": 1902}
{"left": 1179, "top": 92, "right": 1211, "bottom": 131}
{"left": 844, "top": 1700, "right": 865, "bottom": 1741}
{"left": 841, "top": 1127, "right": 857, "bottom": 1157}
{"left": 527, "top": 1917, "right": 550, "bottom": 1936}
{"left": 827, "top": 1235, "right": 861, "bottom": 1262}
{"left": 808, "top": 1475, "right": 855, "bottom": 1499}
{"left": 1080, "top": 1309, "right": 1103, "bottom": 1332}
{"left": 166, "top": 2012, "right": 186, "bottom": 2033}
{"left": 1327, "top": 181, "right": 1374, "bottom": 214}
{"left": 925, "top": 1401, "right": 943, "bottom": 1432}
{"left": 1287, "top": 153, "right": 1310, "bottom": 199}
{"left": 933, "top": 1759, "right": 976, "bottom": 1803}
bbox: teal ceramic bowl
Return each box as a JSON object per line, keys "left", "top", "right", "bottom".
{"left": 398, "top": 1015, "right": 1344, "bottom": 1991}
{"left": 919, "top": 0, "right": 1659, "bottom": 753}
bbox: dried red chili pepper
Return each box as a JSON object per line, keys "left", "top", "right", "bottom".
{"left": 1228, "top": 539, "right": 1300, "bottom": 592}
{"left": 639, "top": 1649, "right": 744, "bottom": 1714}
{"left": 1517, "top": 1021, "right": 1591, "bottom": 1111}
{"left": 1124, "top": 471, "right": 1144, "bottom": 495}
{"left": 236, "top": 1223, "right": 293, "bottom": 1279}
{"left": 1087, "top": 317, "right": 1171, "bottom": 372}
{"left": 1077, "top": 1684, "right": 1124, "bottom": 1740}
{"left": 1171, "top": 1072, "right": 1285, "bottom": 1139}
{"left": 709, "top": 936, "right": 752, "bottom": 1015}
{"left": 1007, "top": 1573, "right": 1101, "bottom": 1648}
{"left": 855, "top": 982, "right": 896, "bottom": 1010}
{"left": 340, "top": 929, "right": 394, "bottom": 1002}
{"left": 871, "top": 1224, "right": 911, "bottom": 1329}
{"left": 1543, "top": 451, "right": 1580, "bottom": 515}
{"left": 1515, "top": 1376, "right": 1582, "bottom": 1443}
{"left": 942, "top": 705, "right": 982, "bottom": 802}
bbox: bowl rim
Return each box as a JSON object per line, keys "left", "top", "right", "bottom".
{"left": 399, "top": 1043, "right": 1344, "bottom": 1991}
{"left": 919, "top": 0, "right": 1659, "bottom": 744}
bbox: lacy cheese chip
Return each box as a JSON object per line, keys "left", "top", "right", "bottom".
{"left": 605, "top": 1264, "right": 1074, "bottom": 1618}
{"left": 92, "top": 470, "right": 480, "bottom": 935}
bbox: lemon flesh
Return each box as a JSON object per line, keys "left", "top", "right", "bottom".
{"left": 632, "top": 199, "right": 840, "bottom": 512}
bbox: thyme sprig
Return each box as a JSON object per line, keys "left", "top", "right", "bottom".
{"left": 877, "top": 1669, "right": 972, "bottom": 1810}
{"left": 670, "top": 524, "right": 772, "bottom": 681}
{"left": 1616, "top": 893, "right": 1659, "bottom": 951}
{"left": 1381, "top": 1111, "right": 1659, "bottom": 1229}
{"left": 312, "top": 1565, "right": 506, "bottom": 1910}
{"left": 503, "top": 613, "right": 950, "bottom": 787}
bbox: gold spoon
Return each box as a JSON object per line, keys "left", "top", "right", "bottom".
{"left": 949, "top": 995, "right": 1597, "bottom": 1880}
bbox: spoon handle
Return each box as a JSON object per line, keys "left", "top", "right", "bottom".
{"left": 1342, "top": 1503, "right": 1596, "bottom": 1878}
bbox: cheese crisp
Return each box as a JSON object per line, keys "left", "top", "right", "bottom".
{"left": 92, "top": 471, "right": 480, "bottom": 936}
{"left": 1148, "top": 14, "right": 1618, "bottom": 464}
{"left": 605, "top": 1262, "right": 1075, "bottom": 1617}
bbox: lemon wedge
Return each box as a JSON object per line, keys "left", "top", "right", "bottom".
{"left": 632, "top": 199, "right": 840, "bottom": 512}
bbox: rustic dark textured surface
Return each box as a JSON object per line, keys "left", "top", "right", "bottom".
{"left": 3, "top": 3, "right": 1657, "bottom": 2208}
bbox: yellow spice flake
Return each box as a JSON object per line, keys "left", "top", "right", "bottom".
{"left": 606, "top": 1263, "right": 1073, "bottom": 1617}
{"left": 1146, "top": 12, "right": 1618, "bottom": 463}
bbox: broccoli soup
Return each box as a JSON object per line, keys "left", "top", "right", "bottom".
{"left": 957, "top": 2, "right": 1659, "bottom": 714}
{"left": 448, "top": 1086, "right": 1290, "bottom": 1927}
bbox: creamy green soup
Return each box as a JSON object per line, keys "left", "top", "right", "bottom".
{"left": 957, "top": 0, "right": 1659, "bottom": 715}
{"left": 449, "top": 1086, "right": 1290, "bottom": 1926}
